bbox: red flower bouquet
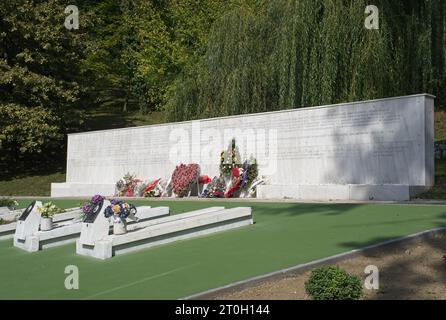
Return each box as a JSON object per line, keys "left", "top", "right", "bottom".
{"left": 143, "top": 178, "right": 162, "bottom": 197}
{"left": 199, "top": 175, "right": 212, "bottom": 184}
{"left": 171, "top": 163, "right": 200, "bottom": 197}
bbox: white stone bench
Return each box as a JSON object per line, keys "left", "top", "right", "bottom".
{"left": 0, "top": 207, "right": 13, "bottom": 215}
{"left": 13, "top": 205, "right": 169, "bottom": 252}
{"left": 0, "top": 205, "right": 83, "bottom": 241}
{"left": 76, "top": 206, "right": 253, "bottom": 260}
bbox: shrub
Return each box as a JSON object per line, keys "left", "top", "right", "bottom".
{"left": 305, "top": 266, "right": 363, "bottom": 300}
{"left": 0, "top": 198, "right": 19, "bottom": 209}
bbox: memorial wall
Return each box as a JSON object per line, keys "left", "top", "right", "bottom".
{"left": 52, "top": 94, "right": 435, "bottom": 200}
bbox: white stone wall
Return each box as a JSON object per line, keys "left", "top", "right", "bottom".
{"left": 54, "top": 94, "right": 435, "bottom": 199}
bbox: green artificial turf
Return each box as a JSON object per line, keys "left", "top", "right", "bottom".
{"left": 1, "top": 200, "right": 446, "bottom": 299}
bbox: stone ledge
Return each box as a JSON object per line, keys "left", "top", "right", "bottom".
{"left": 257, "top": 184, "right": 411, "bottom": 201}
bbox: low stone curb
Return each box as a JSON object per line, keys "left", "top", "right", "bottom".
{"left": 182, "top": 227, "right": 446, "bottom": 300}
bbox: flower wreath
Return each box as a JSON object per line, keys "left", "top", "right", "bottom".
{"left": 201, "top": 176, "right": 226, "bottom": 198}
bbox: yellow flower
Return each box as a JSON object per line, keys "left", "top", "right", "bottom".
{"left": 112, "top": 205, "right": 120, "bottom": 214}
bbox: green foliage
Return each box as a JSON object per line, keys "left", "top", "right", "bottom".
{"left": 0, "top": 0, "right": 88, "bottom": 171}
{"left": 83, "top": 0, "right": 239, "bottom": 114}
{"left": 2, "top": 0, "right": 446, "bottom": 178}
{"left": 305, "top": 266, "right": 363, "bottom": 300}
{"left": 0, "top": 198, "right": 18, "bottom": 208}
{"left": 166, "top": 0, "right": 446, "bottom": 121}
{"left": 0, "top": 104, "right": 62, "bottom": 166}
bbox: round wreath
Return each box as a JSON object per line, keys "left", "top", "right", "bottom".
{"left": 171, "top": 163, "right": 200, "bottom": 197}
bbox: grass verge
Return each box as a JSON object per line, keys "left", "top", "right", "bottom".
{"left": 1, "top": 200, "right": 446, "bottom": 299}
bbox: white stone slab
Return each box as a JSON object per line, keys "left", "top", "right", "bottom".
{"left": 0, "top": 209, "right": 21, "bottom": 222}
{"left": 125, "top": 207, "right": 225, "bottom": 233}
{"left": 76, "top": 207, "right": 253, "bottom": 259}
{"left": 53, "top": 94, "right": 435, "bottom": 201}
{"left": 0, "top": 207, "right": 11, "bottom": 215}
{"left": 0, "top": 222, "right": 18, "bottom": 241}
{"left": 0, "top": 207, "right": 83, "bottom": 241}
{"left": 14, "top": 206, "right": 170, "bottom": 252}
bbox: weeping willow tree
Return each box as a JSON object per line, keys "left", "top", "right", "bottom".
{"left": 165, "top": 0, "right": 446, "bottom": 121}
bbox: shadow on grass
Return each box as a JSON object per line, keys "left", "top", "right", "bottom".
{"left": 250, "top": 203, "right": 361, "bottom": 217}
{"left": 337, "top": 215, "right": 446, "bottom": 251}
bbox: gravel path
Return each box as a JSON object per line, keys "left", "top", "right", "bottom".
{"left": 215, "top": 232, "right": 446, "bottom": 300}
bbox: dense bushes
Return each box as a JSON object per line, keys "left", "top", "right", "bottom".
{"left": 0, "top": 0, "right": 88, "bottom": 173}
{"left": 1, "top": 0, "right": 445, "bottom": 175}
{"left": 305, "top": 266, "right": 363, "bottom": 300}
{"left": 166, "top": 0, "right": 446, "bottom": 121}
{"left": 0, "top": 104, "right": 64, "bottom": 176}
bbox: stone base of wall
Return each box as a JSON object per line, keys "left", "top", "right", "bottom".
{"left": 256, "top": 184, "right": 414, "bottom": 201}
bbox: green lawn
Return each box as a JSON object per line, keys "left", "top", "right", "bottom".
{"left": 0, "top": 171, "right": 66, "bottom": 197}
{"left": 1, "top": 200, "right": 446, "bottom": 299}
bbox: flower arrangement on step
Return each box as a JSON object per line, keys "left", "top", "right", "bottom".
{"left": 198, "top": 175, "right": 212, "bottom": 195}
{"left": 239, "top": 157, "right": 259, "bottom": 197}
{"left": 141, "top": 178, "right": 163, "bottom": 197}
{"left": 104, "top": 199, "right": 137, "bottom": 235}
{"left": 37, "top": 202, "right": 65, "bottom": 231}
{"left": 218, "top": 139, "right": 259, "bottom": 198}
{"left": 80, "top": 194, "right": 104, "bottom": 221}
{"left": 104, "top": 199, "right": 137, "bottom": 222}
{"left": 134, "top": 180, "right": 157, "bottom": 197}
{"left": 224, "top": 167, "right": 242, "bottom": 198}
{"left": 115, "top": 173, "right": 141, "bottom": 197}
{"left": 201, "top": 176, "right": 226, "bottom": 198}
{"left": 171, "top": 163, "right": 200, "bottom": 198}
{"left": 220, "top": 138, "right": 241, "bottom": 177}
{"left": 37, "top": 202, "right": 65, "bottom": 218}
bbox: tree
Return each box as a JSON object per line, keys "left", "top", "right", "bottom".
{"left": 165, "top": 0, "right": 446, "bottom": 121}
{"left": 0, "top": 0, "right": 87, "bottom": 173}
